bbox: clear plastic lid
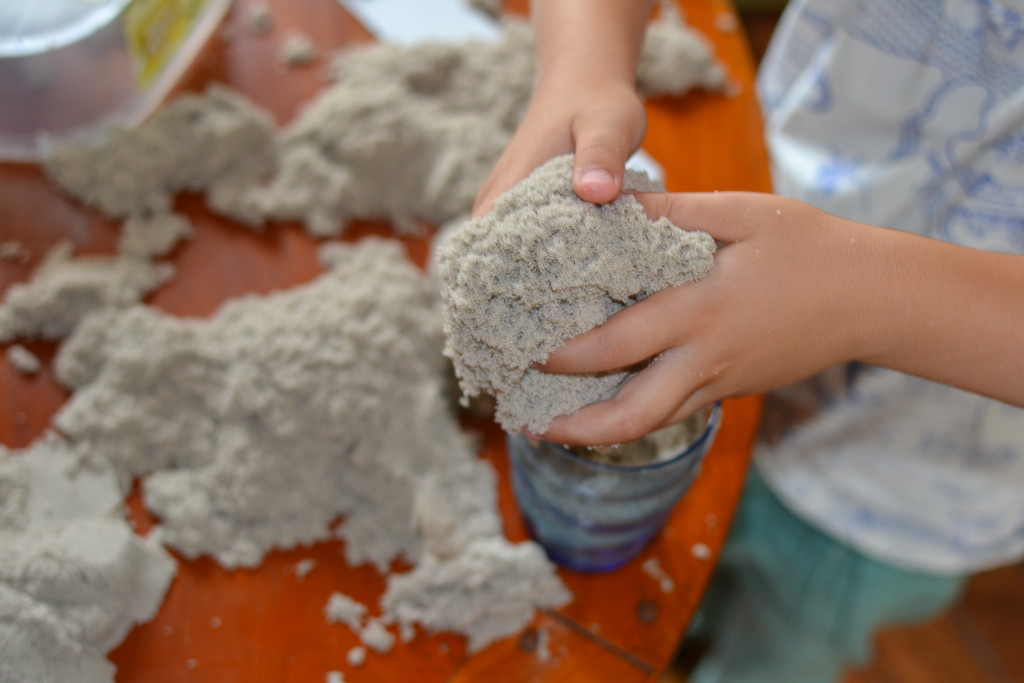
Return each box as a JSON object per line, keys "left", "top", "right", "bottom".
{"left": 0, "top": 1, "right": 133, "bottom": 57}
{"left": 0, "top": 0, "right": 231, "bottom": 162}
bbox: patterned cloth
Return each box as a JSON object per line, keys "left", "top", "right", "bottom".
{"left": 754, "top": 0, "right": 1024, "bottom": 574}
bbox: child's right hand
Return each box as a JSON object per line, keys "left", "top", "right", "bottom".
{"left": 471, "top": 76, "right": 646, "bottom": 218}
{"left": 472, "top": 0, "right": 656, "bottom": 218}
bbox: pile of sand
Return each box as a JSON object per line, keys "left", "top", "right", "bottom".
{"left": 55, "top": 240, "right": 570, "bottom": 641}
{"left": 0, "top": 434, "right": 175, "bottom": 682}
{"left": 45, "top": 15, "right": 724, "bottom": 239}
{"left": 1, "top": 9, "right": 727, "bottom": 678}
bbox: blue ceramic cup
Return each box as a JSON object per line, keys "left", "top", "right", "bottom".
{"left": 507, "top": 403, "right": 722, "bottom": 573}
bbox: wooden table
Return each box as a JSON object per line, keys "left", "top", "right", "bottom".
{"left": 0, "top": 0, "right": 771, "bottom": 680}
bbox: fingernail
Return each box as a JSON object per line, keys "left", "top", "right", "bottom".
{"left": 578, "top": 168, "right": 614, "bottom": 190}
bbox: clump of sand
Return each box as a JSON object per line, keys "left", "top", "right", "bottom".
{"left": 5, "top": 344, "right": 41, "bottom": 375}
{"left": 382, "top": 536, "right": 569, "bottom": 653}
{"left": 44, "top": 16, "right": 724, "bottom": 239}
{"left": 0, "top": 242, "right": 173, "bottom": 342}
{"left": 118, "top": 213, "right": 193, "bottom": 259}
{"left": 0, "top": 433, "right": 176, "bottom": 683}
{"left": 45, "top": 86, "right": 276, "bottom": 221}
{"left": 49, "top": 239, "right": 569, "bottom": 653}
{"left": 438, "top": 155, "right": 716, "bottom": 434}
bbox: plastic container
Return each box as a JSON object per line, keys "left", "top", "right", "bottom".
{"left": 507, "top": 403, "right": 722, "bottom": 573}
{"left": 0, "top": 0, "right": 232, "bottom": 161}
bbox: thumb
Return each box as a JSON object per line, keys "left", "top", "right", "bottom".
{"left": 571, "top": 107, "right": 645, "bottom": 205}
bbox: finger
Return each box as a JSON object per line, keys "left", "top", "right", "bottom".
{"left": 655, "top": 384, "right": 720, "bottom": 432}
{"left": 540, "top": 348, "right": 697, "bottom": 446}
{"left": 471, "top": 186, "right": 501, "bottom": 219}
{"left": 473, "top": 138, "right": 574, "bottom": 218}
{"left": 571, "top": 109, "right": 645, "bottom": 205}
{"left": 632, "top": 191, "right": 778, "bottom": 242}
{"left": 540, "top": 284, "right": 700, "bottom": 375}
{"left": 472, "top": 154, "right": 548, "bottom": 218}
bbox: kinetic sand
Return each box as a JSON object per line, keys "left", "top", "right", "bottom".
{"left": 1, "top": 11, "right": 726, "bottom": 679}
{"left": 45, "top": 15, "right": 723, "bottom": 238}
{"left": 438, "top": 155, "right": 716, "bottom": 434}
{"left": 0, "top": 434, "right": 175, "bottom": 683}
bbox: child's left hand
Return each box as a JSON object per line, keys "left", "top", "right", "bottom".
{"left": 535, "top": 191, "right": 883, "bottom": 446}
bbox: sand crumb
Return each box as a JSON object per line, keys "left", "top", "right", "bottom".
{"left": 535, "top": 627, "right": 551, "bottom": 663}
{"left": 279, "top": 31, "right": 318, "bottom": 66}
{"left": 641, "top": 557, "right": 676, "bottom": 594}
{"left": 118, "top": 213, "right": 193, "bottom": 259}
{"left": 293, "top": 558, "right": 317, "bottom": 580}
{"left": 360, "top": 618, "right": 396, "bottom": 654}
{"left": 45, "top": 86, "right": 276, "bottom": 222}
{"left": 0, "top": 240, "right": 31, "bottom": 264}
{"left": 247, "top": 3, "right": 273, "bottom": 36}
{"left": 638, "top": 11, "right": 726, "bottom": 97}
{"left": 6, "top": 344, "right": 41, "bottom": 375}
{"left": 325, "top": 591, "right": 368, "bottom": 632}
{"left": 346, "top": 645, "right": 366, "bottom": 667}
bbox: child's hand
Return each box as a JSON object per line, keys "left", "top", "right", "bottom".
{"left": 472, "top": 78, "right": 646, "bottom": 218}
{"left": 536, "top": 191, "right": 883, "bottom": 446}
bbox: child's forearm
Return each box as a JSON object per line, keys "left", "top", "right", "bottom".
{"left": 859, "top": 227, "right": 1024, "bottom": 406}
{"left": 473, "top": 0, "right": 655, "bottom": 214}
{"left": 535, "top": 192, "right": 1024, "bottom": 445}
{"left": 531, "top": 0, "right": 657, "bottom": 91}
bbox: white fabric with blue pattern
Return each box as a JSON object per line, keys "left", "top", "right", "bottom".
{"left": 753, "top": 0, "right": 1024, "bottom": 574}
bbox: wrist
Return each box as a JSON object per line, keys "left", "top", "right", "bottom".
{"left": 532, "top": 71, "right": 640, "bottom": 110}
{"left": 837, "top": 221, "right": 916, "bottom": 367}
{"left": 535, "top": 52, "right": 640, "bottom": 93}
{"left": 532, "top": 0, "right": 655, "bottom": 94}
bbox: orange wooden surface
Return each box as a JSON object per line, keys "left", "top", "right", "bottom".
{"left": 0, "top": 0, "right": 771, "bottom": 681}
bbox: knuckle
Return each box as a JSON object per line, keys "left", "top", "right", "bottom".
{"left": 649, "top": 192, "right": 675, "bottom": 218}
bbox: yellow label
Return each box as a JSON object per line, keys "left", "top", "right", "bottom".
{"left": 123, "top": 0, "right": 213, "bottom": 88}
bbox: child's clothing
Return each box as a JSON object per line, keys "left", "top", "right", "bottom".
{"left": 756, "top": 0, "right": 1024, "bottom": 576}
{"left": 694, "top": 0, "right": 1024, "bottom": 679}
{"left": 692, "top": 470, "right": 964, "bottom": 683}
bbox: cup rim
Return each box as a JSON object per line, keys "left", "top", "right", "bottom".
{"left": 526, "top": 402, "right": 723, "bottom": 473}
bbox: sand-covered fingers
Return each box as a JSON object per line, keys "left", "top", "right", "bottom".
{"left": 540, "top": 283, "right": 703, "bottom": 376}
{"left": 539, "top": 347, "right": 708, "bottom": 446}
